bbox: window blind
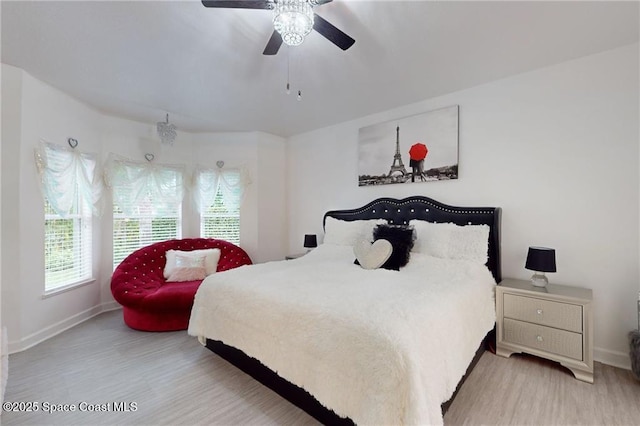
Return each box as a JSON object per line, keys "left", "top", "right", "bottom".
{"left": 201, "top": 186, "right": 240, "bottom": 245}
{"left": 44, "top": 199, "right": 92, "bottom": 290}
{"left": 108, "top": 157, "right": 184, "bottom": 270}
{"left": 113, "top": 197, "right": 181, "bottom": 269}
{"left": 196, "top": 168, "right": 243, "bottom": 245}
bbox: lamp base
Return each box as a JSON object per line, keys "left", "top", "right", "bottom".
{"left": 530, "top": 272, "right": 548, "bottom": 287}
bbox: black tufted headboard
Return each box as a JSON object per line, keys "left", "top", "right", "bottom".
{"left": 323, "top": 196, "right": 502, "bottom": 283}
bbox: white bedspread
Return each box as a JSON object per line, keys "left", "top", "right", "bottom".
{"left": 188, "top": 244, "right": 496, "bottom": 425}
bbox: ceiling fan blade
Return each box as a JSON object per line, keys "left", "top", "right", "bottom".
{"left": 313, "top": 14, "right": 355, "bottom": 51}
{"left": 310, "top": 0, "right": 333, "bottom": 5}
{"left": 263, "top": 30, "right": 283, "bottom": 55}
{"left": 201, "top": 0, "right": 273, "bottom": 9}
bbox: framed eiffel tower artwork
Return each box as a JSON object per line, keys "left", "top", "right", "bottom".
{"left": 357, "top": 105, "right": 459, "bottom": 187}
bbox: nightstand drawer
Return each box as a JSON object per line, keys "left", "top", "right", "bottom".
{"left": 503, "top": 318, "right": 583, "bottom": 360}
{"left": 503, "top": 293, "right": 582, "bottom": 333}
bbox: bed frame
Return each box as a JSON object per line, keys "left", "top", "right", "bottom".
{"left": 206, "top": 196, "right": 501, "bottom": 424}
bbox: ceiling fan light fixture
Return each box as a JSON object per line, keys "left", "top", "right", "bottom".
{"left": 273, "top": 0, "right": 314, "bottom": 47}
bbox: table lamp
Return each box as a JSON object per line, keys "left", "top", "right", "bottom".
{"left": 304, "top": 234, "right": 318, "bottom": 252}
{"left": 525, "top": 246, "right": 556, "bottom": 287}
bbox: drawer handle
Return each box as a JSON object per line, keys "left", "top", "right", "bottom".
{"left": 536, "top": 309, "right": 543, "bottom": 315}
{"left": 536, "top": 335, "right": 544, "bottom": 342}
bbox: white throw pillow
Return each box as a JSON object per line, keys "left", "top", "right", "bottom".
{"left": 410, "top": 221, "right": 452, "bottom": 258}
{"left": 410, "top": 220, "right": 489, "bottom": 264}
{"left": 166, "top": 254, "right": 207, "bottom": 282}
{"left": 448, "top": 224, "right": 490, "bottom": 263}
{"left": 164, "top": 248, "right": 221, "bottom": 279}
{"left": 323, "top": 217, "right": 386, "bottom": 246}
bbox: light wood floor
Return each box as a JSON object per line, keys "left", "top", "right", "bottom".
{"left": 3, "top": 310, "right": 639, "bottom": 425}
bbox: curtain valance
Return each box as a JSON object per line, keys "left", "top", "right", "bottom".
{"left": 193, "top": 166, "right": 251, "bottom": 214}
{"left": 104, "top": 154, "right": 186, "bottom": 216}
{"left": 35, "top": 145, "right": 248, "bottom": 217}
{"left": 34, "top": 140, "right": 103, "bottom": 217}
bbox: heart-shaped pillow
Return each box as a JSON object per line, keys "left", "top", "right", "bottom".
{"left": 354, "top": 239, "right": 393, "bottom": 270}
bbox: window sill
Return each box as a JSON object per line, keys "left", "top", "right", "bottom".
{"left": 42, "top": 278, "right": 97, "bottom": 299}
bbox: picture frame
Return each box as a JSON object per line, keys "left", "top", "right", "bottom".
{"left": 358, "top": 105, "right": 459, "bottom": 186}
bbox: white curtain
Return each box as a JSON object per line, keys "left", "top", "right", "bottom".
{"left": 193, "top": 166, "right": 251, "bottom": 214}
{"left": 104, "top": 154, "right": 185, "bottom": 216}
{"left": 34, "top": 140, "right": 103, "bottom": 217}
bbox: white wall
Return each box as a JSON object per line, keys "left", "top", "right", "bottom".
{"left": 256, "top": 132, "right": 287, "bottom": 262}
{"left": 1, "top": 65, "right": 23, "bottom": 346}
{"left": 287, "top": 44, "right": 640, "bottom": 368}
{"left": 1, "top": 66, "right": 106, "bottom": 352}
{"left": 0, "top": 9, "right": 5, "bottom": 400}
{"left": 1, "top": 64, "right": 287, "bottom": 353}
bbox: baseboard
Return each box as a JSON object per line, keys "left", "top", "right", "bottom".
{"left": 8, "top": 303, "right": 122, "bottom": 354}
{"left": 100, "top": 301, "right": 122, "bottom": 313}
{"left": 594, "top": 346, "right": 631, "bottom": 370}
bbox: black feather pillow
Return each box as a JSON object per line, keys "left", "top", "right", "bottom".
{"left": 373, "top": 224, "right": 415, "bottom": 270}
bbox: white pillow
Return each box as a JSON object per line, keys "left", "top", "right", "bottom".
{"left": 323, "top": 217, "right": 387, "bottom": 246}
{"left": 411, "top": 221, "right": 452, "bottom": 258}
{"left": 166, "top": 254, "right": 207, "bottom": 282}
{"left": 164, "top": 248, "right": 221, "bottom": 279}
{"left": 410, "top": 220, "right": 489, "bottom": 264}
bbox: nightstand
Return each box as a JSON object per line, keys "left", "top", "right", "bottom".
{"left": 496, "top": 278, "right": 593, "bottom": 383}
{"left": 285, "top": 253, "right": 306, "bottom": 260}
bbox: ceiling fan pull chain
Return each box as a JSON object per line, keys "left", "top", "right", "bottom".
{"left": 284, "top": 46, "right": 302, "bottom": 100}
{"left": 286, "top": 48, "right": 291, "bottom": 95}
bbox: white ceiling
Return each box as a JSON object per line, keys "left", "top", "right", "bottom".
{"left": 2, "top": 1, "right": 638, "bottom": 137}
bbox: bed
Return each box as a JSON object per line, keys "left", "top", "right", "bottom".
{"left": 188, "top": 196, "right": 501, "bottom": 425}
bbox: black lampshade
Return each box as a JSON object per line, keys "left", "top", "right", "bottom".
{"left": 303, "top": 234, "right": 318, "bottom": 249}
{"left": 525, "top": 247, "right": 557, "bottom": 273}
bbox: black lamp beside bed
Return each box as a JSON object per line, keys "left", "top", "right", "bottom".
{"left": 304, "top": 234, "right": 318, "bottom": 252}
{"left": 525, "top": 246, "right": 556, "bottom": 287}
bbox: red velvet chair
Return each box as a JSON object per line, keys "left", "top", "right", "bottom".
{"left": 111, "top": 238, "right": 252, "bottom": 331}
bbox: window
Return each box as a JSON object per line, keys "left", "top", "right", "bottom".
{"left": 44, "top": 198, "right": 92, "bottom": 290}
{"left": 108, "top": 158, "right": 184, "bottom": 270}
{"left": 196, "top": 168, "right": 247, "bottom": 246}
{"left": 35, "top": 141, "right": 101, "bottom": 292}
{"left": 112, "top": 193, "right": 182, "bottom": 269}
{"left": 201, "top": 185, "right": 240, "bottom": 245}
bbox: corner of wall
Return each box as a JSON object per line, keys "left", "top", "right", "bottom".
{"left": 255, "top": 133, "right": 287, "bottom": 262}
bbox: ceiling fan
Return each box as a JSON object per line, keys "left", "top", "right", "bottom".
{"left": 201, "top": 0, "right": 355, "bottom": 55}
